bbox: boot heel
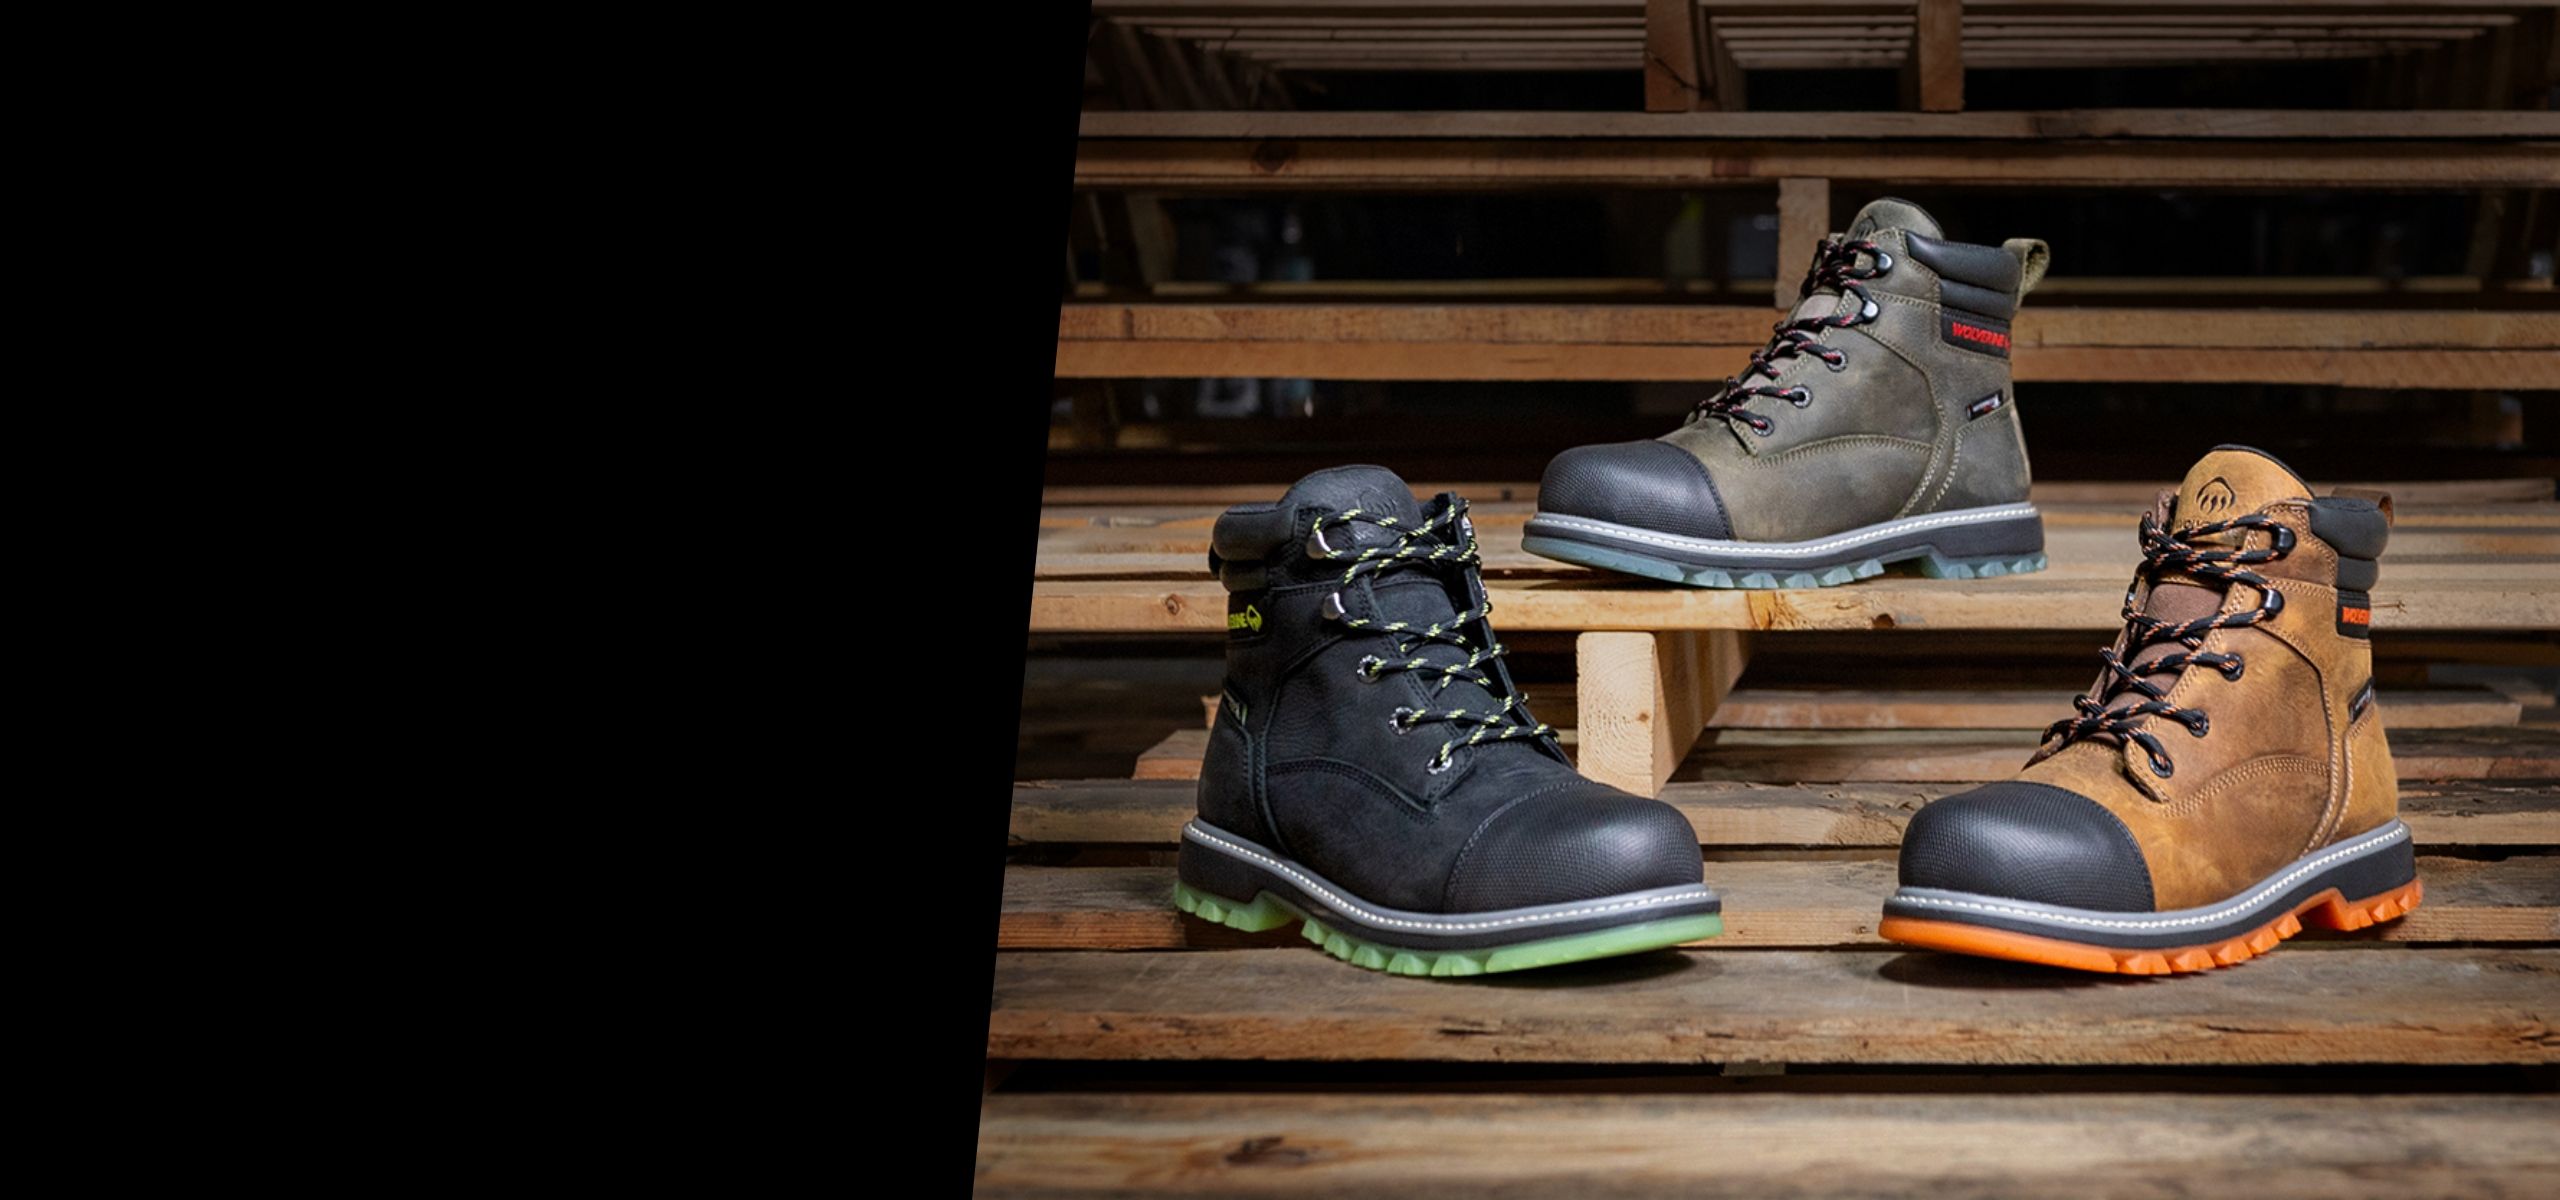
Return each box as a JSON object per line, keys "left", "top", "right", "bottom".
{"left": 2306, "top": 878, "right": 2425, "bottom": 932}
{"left": 1171, "top": 880, "right": 1299, "bottom": 933}
{"left": 1915, "top": 549, "right": 2049, "bottom": 580}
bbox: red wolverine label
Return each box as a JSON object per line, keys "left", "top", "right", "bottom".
{"left": 1940, "top": 312, "right": 2012, "bottom": 358}
{"left": 2338, "top": 588, "right": 2373, "bottom": 638}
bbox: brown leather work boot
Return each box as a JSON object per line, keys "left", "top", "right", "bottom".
{"left": 1880, "top": 445, "right": 2418, "bottom": 974}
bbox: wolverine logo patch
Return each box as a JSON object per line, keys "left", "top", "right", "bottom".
{"left": 2197, "top": 479, "right": 2237, "bottom": 516}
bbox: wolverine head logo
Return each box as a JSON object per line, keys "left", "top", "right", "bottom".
{"left": 2197, "top": 479, "right": 2237, "bottom": 515}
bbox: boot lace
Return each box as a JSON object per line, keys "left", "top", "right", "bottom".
{"left": 1695, "top": 235, "right": 1890, "bottom": 436}
{"left": 2043, "top": 511, "right": 2295, "bottom": 779}
{"left": 1308, "top": 498, "right": 1554, "bottom": 774}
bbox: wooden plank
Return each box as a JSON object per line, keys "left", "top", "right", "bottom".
{"left": 1075, "top": 138, "right": 2560, "bottom": 189}
{"left": 1911, "top": 0, "right": 1964, "bottom": 111}
{"left": 1133, "top": 726, "right": 2560, "bottom": 783}
{"left": 1708, "top": 685, "right": 2526, "bottom": 730}
{"left": 1077, "top": 109, "right": 2560, "bottom": 139}
{"left": 999, "top": 854, "right": 2560, "bottom": 949}
{"left": 1200, "top": 683, "right": 2527, "bottom": 731}
{"left": 987, "top": 947, "right": 2560, "bottom": 1064}
{"left": 1033, "top": 501, "right": 2560, "bottom": 572}
{"left": 1056, "top": 303, "right": 2560, "bottom": 387}
{"left": 1029, "top": 577, "right": 2560, "bottom": 633}
{"left": 1094, "top": 2, "right": 2560, "bottom": 16}
{"left": 1006, "top": 780, "right": 2560, "bottom": 847}
{"left": 1071, "top": 303, "right": 2560, "bottom": 349}
{"left": 978, "top": 1092, "right": 2560, "bottom": 1198}
{"left": 1041, "top": 478, "right": 2559, "bottom": 506}
{"left": 1577, "top": 630, "right": 1749, "bottom": 795}
{"left": 1058, "top": 338, "right": 2560, "bottom": 386}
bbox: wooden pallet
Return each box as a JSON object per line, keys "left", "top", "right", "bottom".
{"left": 989, "top": 758, "right": 2560, "bottom": 1193}
{"left": 1032, "top": 487, "right": 2559, "bottom": 794}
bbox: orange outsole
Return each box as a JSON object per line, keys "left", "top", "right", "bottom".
{"left": 1878, "top": 878, "right": 2424, "bottom": 975}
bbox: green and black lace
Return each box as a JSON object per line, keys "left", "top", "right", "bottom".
{"left": 1308, "top": 498, "right": 1554, "bottom": 774}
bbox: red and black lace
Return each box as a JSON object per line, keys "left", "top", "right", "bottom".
{"left": 1695, "top": 235, "right": 1891, "bottom": 435}
{"left": 2044, "top": 512, "right": 2296, "bottom": 778}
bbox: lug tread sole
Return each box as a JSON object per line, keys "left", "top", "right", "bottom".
{"left": 1879, "top": 878, "right": 2425, "bottom": 975}
{"left": 1521, "top": 534, "right": 2047, "bottom": 590}
{"left": 1173, "top": 880, "right": 1723, "bottom": 977}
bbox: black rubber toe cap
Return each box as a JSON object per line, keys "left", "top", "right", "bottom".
{"left": 1539, "top": 440, "right": 1731, "bottom": 540}
{"left": 1897, "top": 781, "right": 2156, "bottom": 912}
{"left": 1443, "top": 787, "right": 1705, "bottom": 911}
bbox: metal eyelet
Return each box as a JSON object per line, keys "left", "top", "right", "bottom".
{"left": 2187, "top": 713, "right": 2211, "bottom": 738}
{"left": 2150, "top": 758, "right": 2176, "bottom": 779}
{"left": 1785, "top": 387, "right": 1811, "bottom": 408}
{"left": 1872, "top": 250, "right": 1894, "bottom": 273}
{"left": 1321, "top": 592, "right": 1347, "bottom": 621}
{"left": 2221, "top": 657, "right": 2246, "bottom": 681}
{"left": 1356, "top": 655, "right": 1384, "bottom": 681}
{"left": 1823, "top": 351, "right": 1848, "bottom": 372}
{"left": 1860, "top": 297, "right": 1880, "bottom": 321}
{"left": 2262, "top": 589, "right": 2286, "bottom": 617}
{"left": 1308, "top": 525, "right": 1334, "bottom": 558}
{"left": 1426, "top": 754, "right": 1454, "bottom": 775}
{"left": 1388, "top": 708, "right": 1415, "bottom": 735}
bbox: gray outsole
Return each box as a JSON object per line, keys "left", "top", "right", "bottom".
{"left": 1521, "top": 534, "right": 2050, "bottom": 590}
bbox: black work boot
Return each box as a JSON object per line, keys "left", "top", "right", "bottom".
{"left": 1177, "top": 465, "right": 1723, "bottom": 975}
{"left": 1525, "top": 197, "right": 2051, "bottom": 588}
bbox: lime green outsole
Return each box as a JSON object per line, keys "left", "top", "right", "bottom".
{"left": 1172, "top": 880, "right": 1722, "bottom": 977}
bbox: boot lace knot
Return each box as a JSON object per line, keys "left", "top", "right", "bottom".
{"left": 1696, "top": 235, "right": 1890, "bottom": 436}
{"left": 2044, "top": 511, "right": 2295, "bottom": 779}
{"left": 1309, "top": 498, "right": 1554, "bottom": 773}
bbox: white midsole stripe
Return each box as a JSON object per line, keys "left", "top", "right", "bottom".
{"left": 1528, "top": 502, "right": 2040, "bottom": 558}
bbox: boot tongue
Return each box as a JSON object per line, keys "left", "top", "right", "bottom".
{"left": 1780, "top": 198, "right": 1945, "bottom": 326}
{"left": 1847, "top": 196, "right": 1944, "bottom": 242}
{"left": 2104, "top": 446, "right": 2313, "bottom": 717}
{"left": 2172, "top": 444, "right": 2311, "bottom": 530}
{"left": 1284, "top": 464, "right": 1424, "bottom": 552}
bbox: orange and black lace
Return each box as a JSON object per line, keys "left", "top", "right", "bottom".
{"left": 2045, "top": 512, "right": 2295, "bottom": 778}
{"left": 1696, "top": 235, "right": 1890, "bottom": 436}
{"left": 1308, "top": 498, "right": 1554, "bottom": 774}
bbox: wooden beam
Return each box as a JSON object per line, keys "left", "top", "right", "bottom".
{"left": 1006, "top": 780, "right": 2560, "bottom": 847}
{"left": 1577, "top": 629, "right": 1748, "bottom": 795}
{"left": 1645, "top": 0, "right": 1706, "bottom": 110}
{"left": 980, "top": 1093, "right": 2560, "bottom": 1197}
{"left": 988, "top": 947, "right": 2560, "bottom": 1064}
{"left": 1909, "top": 0, "right": 1965, "bottom": 112}
{"left": 1132, "top": 724, "right": 2560, "bottom": 784}
{"left": 999, "top": 855, "right": 2560, "bottom": 949}
{"left": 1077, "top": 109, "right": 2560, "bottom": 138}
{"left": 1045, "top": 477, "right": 2560, "bottom": 506}
{"left": 1054, "top": 303, "right": 2560, "bottom": 388}
{"left": 1774, "top": 177, "right": 1830, "bottom": 307}
{"left": 1034, "top": 576, "right": 2560, "bottom": 634}
{"left": 1075, "top": 139, "right": 2560, "bottom": 189}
